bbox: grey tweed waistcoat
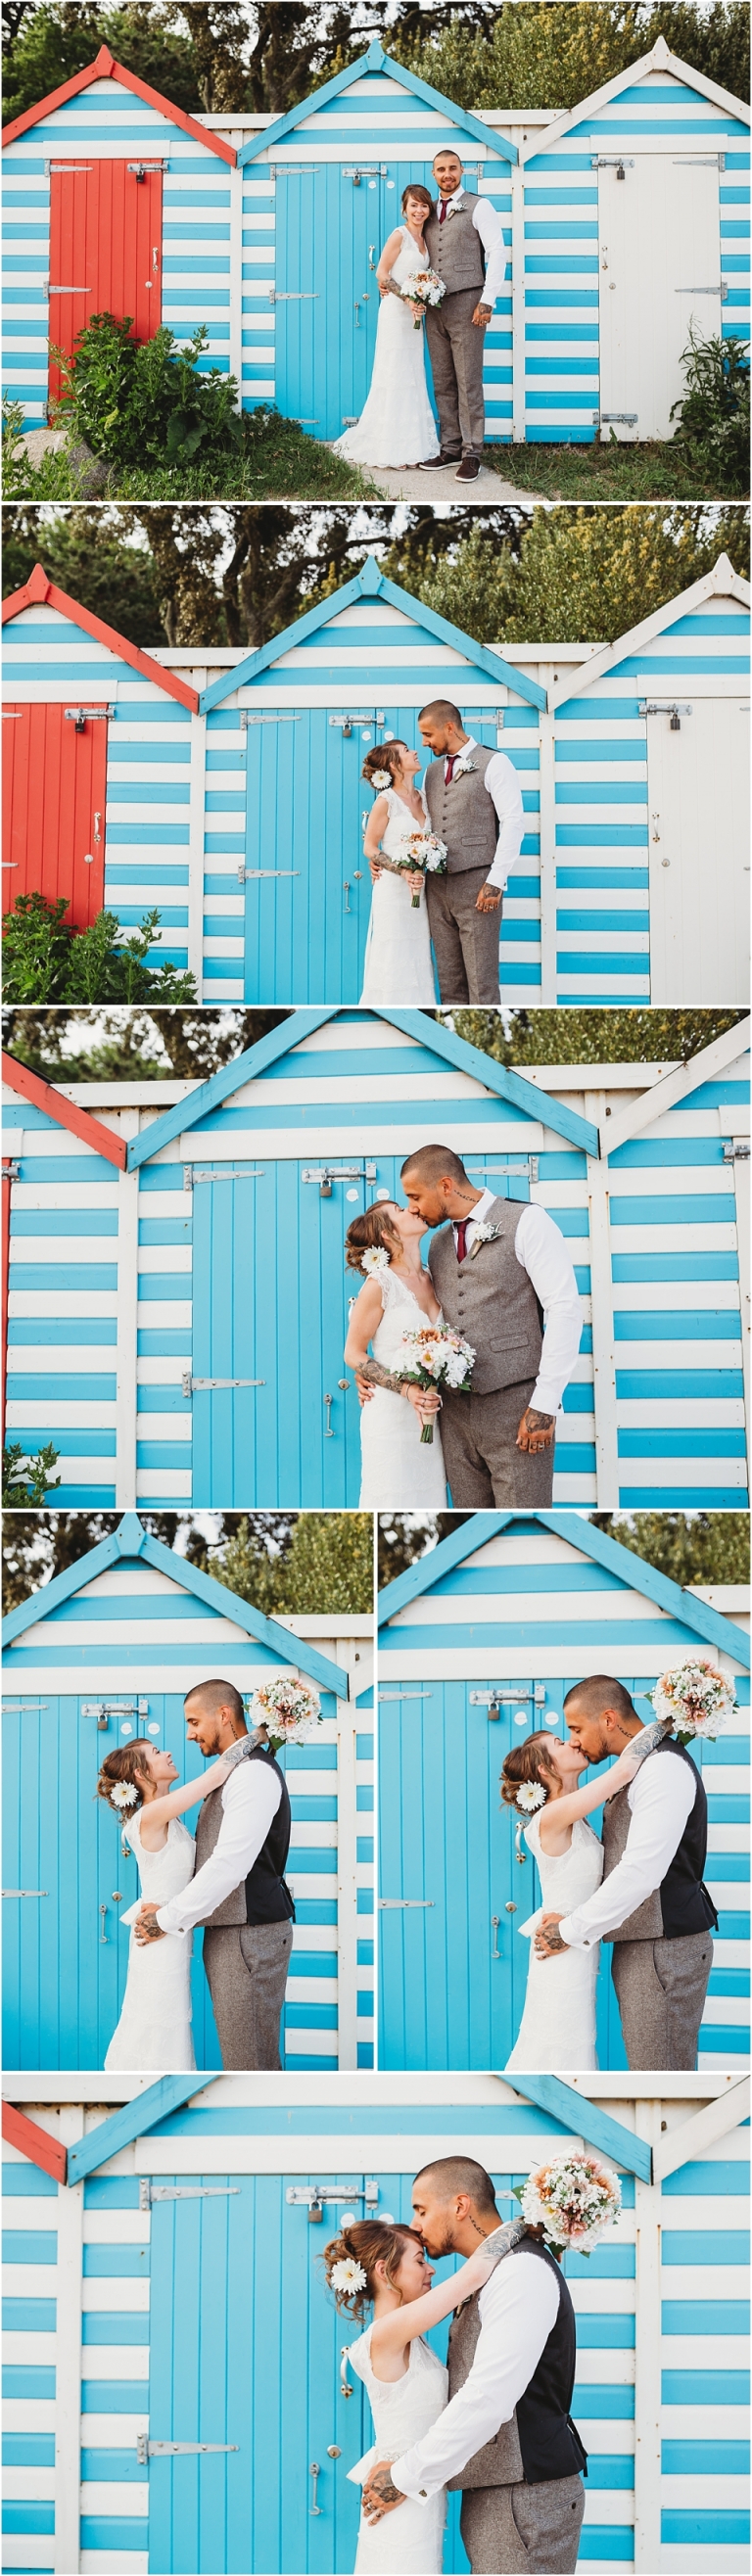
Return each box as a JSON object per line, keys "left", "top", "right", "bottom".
{"left": 424, "top": 195, "right": 486, "bottom": 294}
{"left": 601, "top": 1735, "right": 716, "bottom": 1943}
{"left": 428, "top": 1195, "right": 542, "bottom": 1396}
{"left": 424, "top": 747, "right": 497, "bottom": 875}
{"left": 446, "top": 2238, "right": 583, "bottom": 2491}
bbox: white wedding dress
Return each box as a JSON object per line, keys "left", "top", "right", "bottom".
{"left": 347, "top": 2323, "right": 447, "bottom": 2574}
{"left": 104, "top": 1813, "right": 196, "bottom": 2071}
{"left": 333, "top": 228, "right": 440, "bottom": 467}
{"left": 358, "top": 1267, "right": 447, "bottom": 1507}
{"left": 360, "top": 785, "right": 437, "bottom": 1006}
{"left": 504, "top": 1812, "right": 604, "bottom": 2072}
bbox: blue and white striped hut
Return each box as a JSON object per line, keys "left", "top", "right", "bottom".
{"left": 377, "top": 1510, "right": 749, "bottom": 2074}
{"left": 1, "top": 1513, "right": 374, "bottom": 2075}
{"left": 3, "top": 1007, "right": 749, "bottom": 1513}
{"left": 2, "top": 2067, "right": 749, "bottom": 2573}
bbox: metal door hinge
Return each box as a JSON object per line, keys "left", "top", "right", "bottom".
{"left": 468, "top": 1157, "right": 539, "bottom": 1184}
{"left": 269, "top": 164, "right": 322, "bottom": 177}
{"left": 378, "top": 1897, "right": 435, "bottom": 1908}
{"left": 599, "top": 413, "right": 637, "bottom": 426}
{"left": 136, "top": 2436, "right": 238, "bottom": 2462}
{"left": 286, "top": 2180, "right": 379, "bottom": 2208}
{"left": 2, "top": 1161, "right": 21, "bottom": 1181}
{"left": 676, "top": 283, "right": 728, "bottom": 298}
{"left": 2, "top": 1889, "right": 49, "bottom": 1897}
{"left": 378, "top": 1690, "right": 433, "bottom": 1701}
{"left": 139, "top": 2181, "right": 241, "bottom": 2209}
{"left": 267, "top": 286, "right": 319, "bottom": 301}
{"left": 672, "top": 154, "right": 726, "bottom": 167}
{"left": 303, "top": 1163, "right": 376, "bottom": 1193}
{"left": 183, "top": 1165, "right": 264, "bottom": 1188}
{"left": 237, "top": 866, "right": 300, "bottom": 880}
{"left": 183, "top": 1375, "right": 265, "bottom": 1396}
{"left": 723, "top": 1143, "right": 750, "bottom": 1162}
{"left": 239, "top": 711, "right": 300, "bottom": 727}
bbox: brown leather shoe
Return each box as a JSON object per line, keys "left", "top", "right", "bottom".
{"left": 455, "top": 455, "right": 481, "bottom": 480}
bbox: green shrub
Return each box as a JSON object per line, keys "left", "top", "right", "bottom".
{"left": 0, "top": 396, "right": 84, "bottom": 500}
{"left": 51, "top": 313, "right": 243, "bottom": 468}
{"left": 671, "top": 329, "right": 750, "bottom": 492}
{"left": 2, "top": 1441, "right": 61, "bottom": 1508}
{"left": 3, "top": 892, "right": 197, "bottom": 1004}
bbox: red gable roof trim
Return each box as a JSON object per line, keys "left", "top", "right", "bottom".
{"left": 2, "top": 565, "right": 199, "bottom": 715}
{"left": 2, "top": 42, "right": 236, "bottom": 164}
{"left": 2, "top": 2101, "right": 68, "bottom": 2185}
{"left": 1, "top": 1052, "right": 128, "bottom": 1169}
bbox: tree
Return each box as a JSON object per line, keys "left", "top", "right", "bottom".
{"left": 444, "top": 1007, "right": 748, "bottom": 1066}
{"left": 415, "top": 506, "right": 750, "bottom": 648}
{"left": 1, "top": 1006, "right": 291, "bottom": 1084}
{"left": 208, "top": 1512, "right": 375, "bottom": 1615}
{"left": 1, "top": 1508, "right": 215, "bottom": 1612}
{"left": 590, "top": 1512, "right": 750, "bottom": 1585}
{"left": 2, "top": 507, "right": 165, "bottom": 646}
{"left": 400, "top": 3, "right": 749, "bottom": 114}
{"left": 377, "top": 1511, "right": 476, "bottom": 1586}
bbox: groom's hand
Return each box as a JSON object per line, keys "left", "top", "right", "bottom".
{"left": 472, "top": 302, "right": 492, "bottom": 327}
{"left": 517, "top": 1405, "right": 555, "bottom": 1454}
{"left": 534, "top": 1910, "right": 568, "bottom": 1960}
{"left": 134, "top": 1902, "right": 165, "bottom": 1945}
{"left": 476, "top": 883, "right": 501, "bottom": 913}
{"left": 361, "top": 2462, "right": 405, "bottom": 2523}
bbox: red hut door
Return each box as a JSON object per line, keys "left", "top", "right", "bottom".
{"left": 2, "top": 704, "right": 109, "bottom": 928}
{"left": 48, "top": 161, "right": 163, "bottom": 404}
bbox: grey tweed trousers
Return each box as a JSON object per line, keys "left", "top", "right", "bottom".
{"left": 441, "top": 1378, "right": 555, "bottom": 1507}
{"left": 460, "top": 2473, "right": 586, "bottom": 2574}
{"left": 611, "top": 1928, "right": 713, "bottom": 2070}
{"left": 202, "top": 1919, "right": 293, "bottom": 2071}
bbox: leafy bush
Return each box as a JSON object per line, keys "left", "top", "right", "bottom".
{"left": 0, "top": 397, "right": 85, "bottom": 500}
{"left": 671, "top": 330, "right": 750, "bottom": 492}
{"left": 3, "top": 892, "right": 197, "bottom": 1004}
{"left": 2, "top": 1442, "right": 61, "bottom": 1508}
{"left": 51, "top": 313, "right": 243, "bottom": 468}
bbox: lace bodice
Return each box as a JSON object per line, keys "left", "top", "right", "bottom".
{"left": 390, "top": 227, "right": 431, "bottom": 288}
{"left": 348, "top": 2323, "right": 447, "bottom": 2463}
{"left": 371, "top": 1265, "right": 442, "bottom": 1373}
{"left": 380, "top": 782, "right": 430, "bottom": 866}
{"left": 523, "top": 1811, "right": 604, "bottom": 1914}
{"left": 124, "top": 1812, "right": 197, "bottom": 1904}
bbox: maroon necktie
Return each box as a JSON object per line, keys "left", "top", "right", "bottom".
{"left": 439, "top": 198, "right": 447, "bottom": 224}
{"left": 446, "top": 754, "right": 456, "bottom": 782}
{"left": 455, "top": 1220, "right": 469, "bottom": 1263}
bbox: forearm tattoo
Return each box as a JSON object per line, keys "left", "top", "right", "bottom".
{"left": 540, "top": 1923, "right": 567, "bottom": 1952}
{"left": 525, "top": 1409, "right": 554, "bottom": 1430}
{"left": 368, "top": 2467, "right": 402, "bottom": 2506}
{"left": 356, "top": 1356, "right": 408, "bottom": 1396}
{"left": 136, "top": 1907, "right": 164, "bottom": 1942}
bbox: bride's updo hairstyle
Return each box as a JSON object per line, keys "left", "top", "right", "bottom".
{"left": 500, "top": 1732, "right": 561, "bottom": 1807}
{"left": 361, "top": 739, "right": 407, "bottom": 789}
{"left": 401, "top": 183, "right": 434, "bottom": 221}
{"left": 324, "top": 2220, "right": 424, "bottom": 2320}
{"left": 96, "top": 1740, "right": 153, "bottom": 1812}
{"left": 345, "top": 1200, "right": 401, "bottom": 1275}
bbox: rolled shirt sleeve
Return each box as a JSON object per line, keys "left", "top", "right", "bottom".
{"left": 471, "top": 195, "right": 507, "bottom": 308}
{"left": 513, "top": 1203, "right": 583, "bottom": 1415}
{"left": 156, "top": 1764, "right": 282, "bottom": 1936}
{"left": 482, "top": 749, "right": 525, "bottom": 891}
{"left": 559, "top": 1756, "right": 696, "bottom": 1948}
{"left": 391, "top": 2255, "right": 559, "bottom": 2503}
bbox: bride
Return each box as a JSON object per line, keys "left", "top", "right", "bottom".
{"left": 501, "top": 1729, "right": 643, "bottom": 2071}
{"left": 97, "top": 1736, "right": 234, "bottom": 2069}
{"left": 344, "top": 1200, "right": 446, "bottom": 1507}
{"left": 333, "top": 183, "right": 440, "bottom": 468}
{"left": 325, "top": 2214, "right": 515, "bottom": 2572}
{"left": 360, "top": 740, "right": 436, "bottom": 1005}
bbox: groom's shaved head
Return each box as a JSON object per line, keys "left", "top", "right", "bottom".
{"left": 565, "top": 1675, "right": 636, "bottom": 1727}
{"left": 414, "top": 2156, "right": 497, "bottom": 2213}
{"left": 419, "top": 698, "right": 463, "bottom": 726}
{"left": 401, "top": 1144, "right": 469, "bottom": 1188}
{"left": 185, "top": 1677, "right": 245, "bottom": 1727}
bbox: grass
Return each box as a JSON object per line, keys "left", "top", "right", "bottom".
{"left": 484, "top": 439, "right": 748, "bottom": 500}
{"left": 3, "top": 406, "right": 383, "bottom": 503}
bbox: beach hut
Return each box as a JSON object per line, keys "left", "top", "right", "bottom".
{"left": 3, "top": 1008, "right": 749, "bottom": 1512}
{"left": 1, "top": 2066, "right": 748, "bottom": 2572}
{"left": 377, "top": 1509, "right": 749, "bottom": 2074}
{"left": 1, "top": 566, "right": 201, "bottom": 947}
{"left": 1, "top": 46, "right": 236, "bottom": 432}
{"left": 1, "top": 1513, "right": 374, "bottom": 2074}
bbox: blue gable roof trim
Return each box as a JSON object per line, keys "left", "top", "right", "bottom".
{"left": 2, "top": 1511, "right": 352, "bottom": 1698}
{"left": 238, "top": 40, "right": 517, "bottom": 170}
{"left": 122, "top": 1007, "right": 599, "bottom": 1171}
{"left": 378, "top": 1506, "right": 751, "bottom": 1670}
{"left": 199, "top": 557, "right": 546, "bottom": 716}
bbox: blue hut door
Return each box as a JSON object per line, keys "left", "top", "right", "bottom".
{"left": 1, "top": 1691, "right": 221, "bottom": 2069}
{"left": 273, "top": 160, "right": 464, "bottom": 439}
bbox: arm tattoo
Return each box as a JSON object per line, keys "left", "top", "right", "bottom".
{"left": 136, "top": 1906, "right": 164, "bottom": 1943}
{"left": 540, "top": 1923, "right": 567, "bottom": 1952}
{"left": 525, "top": 1408, "right": 554, "bottom": 1430}
{"left": 369, "top": 2467, "right": 402, "bottom": 2506}
{"left": 356, "top": 1356, "right": 408, "bottom": 1396}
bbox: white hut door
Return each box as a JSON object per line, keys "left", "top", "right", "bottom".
{"left": 646, "top": 699, "right": 750, "bottom": 1003}
{"left": 597, "top": 156, "right": 721, "bottom": 440}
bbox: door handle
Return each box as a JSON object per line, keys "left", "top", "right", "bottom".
{"left": 99, "top": 1903, "right": 109, "bottom": 1944}
{"left": 112, "top": 1891, "right": 123, "bottom": 1902}
{"left": 327, "top": 2445, "right": 342, "bottom": 2459}
{"left": 337, "top": 1379, "right": 350, "bottom": 1392}
{"left": 309, "top": 2461, "right": 322, "bottom": 2515}
{"left": 354, "top": 302, "right": 360, "bottom": 327}
{"left": 93, "top": 811, "right": 101, "bottom": 842}
{"left": 491, "top": 1915, "right": 500, "bottom": 1959}
{"left": 153, "top": 247, "right": 159, "bottom": 270}
{"left": 505, "top": 1899, "right": 517, "bottom": 1914}
{"left": 343, "top": 881, "right": 352, "bottom": 912}
{"left": 324, "top": 1392, "right": 334, "bottom": 1436}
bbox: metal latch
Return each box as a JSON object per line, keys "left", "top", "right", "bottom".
{"left": 82, "top": 1698, "right": 149, "bottom": 1730}
{"left": 639, "top": 702, "right": 692, "bottom": 726}
{"left": 329, "top": 710, "right": 386, "bottom": 728}
{"left": 598, "top": 413, "right": 637, "bottom": 426}
{"left": 127, "top": 162, "right": 166, "bottom": 174}
{"left": 591, "top": 156, "right": 634, "bottom": 171}
{"left": 139, "top": 2182, "right": 241, "bottom": 2209}
{"left": 183, "top": 1375, "right": 265, "bottom": 1396}
{"left": 343, "top": 164, "right": 388, "bottom": 180}
{"left": 64, "top": 705, "right": 115, "bottom": 720}
{"left": 286, "top": 2181, "right": 379, "bottom": 2209}
{"left": 470, "top": 1686, "right": 546, "bottom": 1708}
{"left": 183, "top": 1165, "right": 264, "bottom": 1189}
{"left": 302, "top": 1164, "right": 377, "bottom": 1194}
{"left": 723, "top": 1144, "right": 750, "bottom": 1162}
{"left": 137, "top": 2437, "right": 238, "bottom": 2462}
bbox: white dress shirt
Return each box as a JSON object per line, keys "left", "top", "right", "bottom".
{"left": 392, "top": 2253, "right": 560, "bottom": 2503}
{"left": 439, "top": 186, "right": 507, "bottom": 309}
{"left": 446, "top": 739, "right": 525, "bottom": 892}
{"left": 559, "top": 1745, "right": 697, "bottom": 1948}
{"left": 156, "top": 1762, "right": 282, "bottom": 1936}
{"left": 452, "top": 1188, "right": 582, "bottom": 1415}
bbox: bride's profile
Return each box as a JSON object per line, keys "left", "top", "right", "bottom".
{"left": 333, "top": 183, "right": 441, "bottom": 468}
{"left": 325, "top": 2216, "right": 514, "bottom": 2573}
{"left": 96, "top": 1736, "right": 235, "bottom": 2070}
{"left": 360, "top": 739, "right": 436, "bottom": 1005}
{"left": 501, "top": 1729, "right": 642, "bottom": 2071}
{"left": 344, "top": 1200, "right": 446, "bottom": 1507}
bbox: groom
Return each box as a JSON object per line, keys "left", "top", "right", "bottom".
{"left": 361, "top": 2155, "right": 587, "bottom": 2573}
{"left": 418, "top": 698, "right": 525, "bottom": 1005}
{"left": 133, "top": 1677, "right": 294, "bottom": 2070}
{"left": 400, "top": 1142, "right": 582, "bottom": 1504}
{"left": 419, "top": 147, "right": 507, "bottom": 478}
{"left": 534, "top": 1673, "right": 718, "bottom": 2069}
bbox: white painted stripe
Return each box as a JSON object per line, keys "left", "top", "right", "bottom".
{"left": 80, "top": 2485, "right": 149, "bottom": 2517}
{"left": 388, "top": 1587, "right": 686, "bottom": 1626}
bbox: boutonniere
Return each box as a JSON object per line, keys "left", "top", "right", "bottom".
{"left": 451, "top": 755, "right": 477, "bottom": 778}
{"left": 445, "top": 197, "right": 465, "bottom": 219}
{"left": 467, "top": 1223, "right": 505, "bottom": 1259}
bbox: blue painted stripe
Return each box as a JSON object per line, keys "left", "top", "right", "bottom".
{"left": 380, "top": 1619, "right": 699, "bottom": 1651}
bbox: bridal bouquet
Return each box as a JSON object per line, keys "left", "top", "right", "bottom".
{"left": 517, "top": 2152, "right": 621, "bottom": 2257}
{"left": 388, "top": 827, "right": 447, "bottom": 906}
{"left": 400, "top": 268, "right": 446, "bottom": 329}
{"left": 248, "top": 1675, "right": 322, "bottom": 1752}
{"left": 648, "top": 1657, "right": 737, "bottom": 1746}
{"left": 400, "top": 1322, "right": 475, "bottom": 1443}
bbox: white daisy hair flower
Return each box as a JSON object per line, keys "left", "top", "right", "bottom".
{"left": 330, "top": 2257, "right": 367, "bottom": 2296}
{"left": 111, "top": 1780, "right": 139, "bottom": 1809}
{"left": 516, "top": 1780, "right": 547, "bottom": 1814}
{"left": 362, "top": 1245, "right": 392, "bottom": 1276}
{"left": 370, "top": 769, "right": 393, "bottom": 790}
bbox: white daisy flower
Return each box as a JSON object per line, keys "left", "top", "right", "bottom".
{"left": 331, "top": 2257, "right": 367, "bottom": 2295}
{"left": 516, "top": 1781, "right": 546, "bottom": 1813}
{"left": 111, "top": 1780, "right": 139, "bottom": 1808}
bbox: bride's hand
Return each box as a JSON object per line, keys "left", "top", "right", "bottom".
{"left": 407, "top": 870, "right": 423, "bottom": 895}
{"left": 605, "top": 1742, "right": 645, "bottom": 1799}
{"left": 405, "top": 1383, "right": 441, "bottom": 1421}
